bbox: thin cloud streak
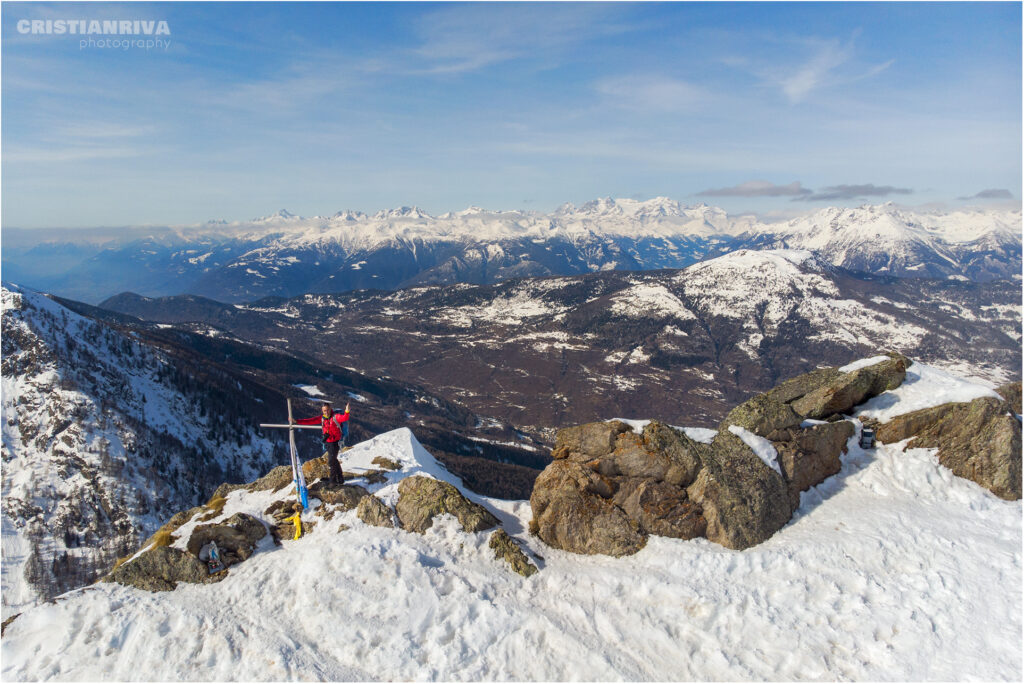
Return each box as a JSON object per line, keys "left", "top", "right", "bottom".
{"left": 795, "top": 184, "right": 913, "bottom": 202}
{"left": 697, "top": 180, "right": 811, "bottom": 197}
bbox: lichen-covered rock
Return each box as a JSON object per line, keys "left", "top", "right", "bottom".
{"left": 721, "top": 394, "right": 803, "bottom": 437}
{"left": 874, "top": 396, "right": 1021, "bottom": 500}
{"left": 308, "top": 482, "right": 370, "bottom": 510}
{"left": 371, "top": 456, "right": 402, "bottom": 471}
{"left": 685, "top": 430, "right": 793, "bottom": 550}
{"left": 552, "top": 421, "right": 632, "bottom": 460}
{"left": 302, "top": 456, "right": 331, "bottom": 482}
{"left": 105, "top": 546, "right": 223, "bottom": 592}
{"left": 186, "top": 513, "right": 266, "bottom": 566}
{"left": 996, "top": 381, "right": 1022, "bottom": 415}
{"left": 611, "top": 478, "right": 705, "bottom": 540}
{"left": 489, "top": 529, "right": 538, "bottom": 577}
{"left": 772, "top": 421, "right": 855, "bottom": 508}
{"left": 529, "top": 460, "right": 646, "bottom": 556}
{"left": 791, "top": 353, "right": 910, "bottom": 420}
{"left": 396, "top": 475, "right": 499, "bottom": 534}
{"left": 244, "top": 465, "right": 295, "bottom": 494}
{"left": 357, "top": 495, "right": 396, "bottom": 528}
{"left": 639, "top": 422, "right": 704, "bottom": 488}
{"left": 765, "top": 368, "right": 842, "bottom": 404}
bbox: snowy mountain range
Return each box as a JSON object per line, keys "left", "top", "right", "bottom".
{"left": 2, "top": 362, "right": 1020, "bottom": 680}
{"left": 102, "top": 249, "right": 1021, "bottom": 432}
{"left": 4, "top": 199, "right": 1019, "bottom": 304}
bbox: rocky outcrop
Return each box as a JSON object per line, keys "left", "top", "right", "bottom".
{"left": 529, "top": 355, "right": 910, "bottom": 555}
{"left": 790, "top": 354, "right": 909, "bottom": 420}
{"left": 872, "top": 396, "right": 1021, "bottom": 500}
{"left": 686, "top": 430, "right": 793, "bottom": 550}
{"left": 357, "top": 496, "right": 396, "bottom": 528}
{"left": 771, "top": 421, "right": 856, "bottom": 508}
{"left": 529, "top": 459, "right": 646, "bottom": 556}
{"left": 308, "top": 481, "right": 370, "bottom": 510}
{"left": 997, "top": 382, "right": 1022, "bottom": 415}
{"left": 372, "top": 456, "right": 402, "bottom": 471}
{"left": 489, "top": 530, "right": 538, "bottom": 577}
{"left": 396, "top": 476, "right": 499, "bottom": 534}
{"left": 185, "top": 513, "right": 267, "bottom": 566}
{"left": 105, "top": 546, "right": 223, "bottom": 592}
{"left": 106, "top": 512, "right": 268, "bottom": 592}
{"left": 723, "top": 353, "right": 910, "bottom": 438}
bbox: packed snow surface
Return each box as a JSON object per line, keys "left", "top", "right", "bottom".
{"left": 856, "top": 362, "right": 1004, "bottom": 423}
{"left": 3, "top": 368, "right": 1021, "bottom": 681}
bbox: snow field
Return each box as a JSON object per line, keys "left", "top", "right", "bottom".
{"left": 3, "top": 396, "right": 1021, "bottom": 681}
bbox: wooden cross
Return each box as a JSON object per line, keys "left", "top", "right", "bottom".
{"left": 259, "top": 398, "right": 321, "bottom": 509}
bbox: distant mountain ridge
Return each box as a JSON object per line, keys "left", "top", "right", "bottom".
{"left": 101, "top": 249, "right": 1022, "bottom": 433}
{"left": 3, "top": 198, "right": 1019, "bottom": 304}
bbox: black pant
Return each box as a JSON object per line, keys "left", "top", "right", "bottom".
{"left": 325, "top": 441, "right": 344, "bottom": 484}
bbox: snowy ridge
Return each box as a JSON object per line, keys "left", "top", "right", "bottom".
{"left": 1, "top": 362, "right": 1020, "bottom": 680}
{"left": 11, "top": 198, "right": 1019, "bottom": 303}
{"left": 201, "top": 199, "right": 1020, "bottom": 252}
{"left": 679, "top": 249, "right": 931, "bottom": 358}
{"left": 1, "top": 285, "right": 280, "bottom": 613}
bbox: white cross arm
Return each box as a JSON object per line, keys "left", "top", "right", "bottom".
{"left": 258, "top": 424, "right": 324, "bottom": 429}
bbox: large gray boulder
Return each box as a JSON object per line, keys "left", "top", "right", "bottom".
{"left": 791, "top": 353, "right": 910, "bottom": 420}
{"left": 772, "top": 421, "right": 856, "bottom": 508}
{"left": 685, "top": 430, "right": 793, "bottom": 550}
{"left": 396, "top": 476, "right": 499, "bottom": 534}
{"left": 529, "top": 459, "right": 646, "bottom": 557}
{"left": 308, "top": 481, "right": 370, "bottom": 510}
{"left": 874, "top": 396, "right": 1021, "bottom": 500}
{"left": 105, "top": 546, "right": 222, "bottom": 592}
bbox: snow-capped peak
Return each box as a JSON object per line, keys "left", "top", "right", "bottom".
{"left": 372, "top": 206, "right": 432, "bottom": 221}
{"left": 252, "top": 209, "right": 300, "bottom": 223}
{"left": 331, "top": 210, "right": 366, "bottom": 221}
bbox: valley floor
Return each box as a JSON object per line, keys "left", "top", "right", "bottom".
{"left": 2, "top": 425, "right": 1021, "bottom": 681}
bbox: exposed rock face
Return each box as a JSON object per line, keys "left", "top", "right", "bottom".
{"left": 531, "top": 421, "right": 712, "bottom": 554}
{"left": 489, "top": 530, "right": 538, "bottom": 577}
{"left": 686, "top": 430, "right": 793, "bottom": 550}
{"left": 372, "top": 456, "right": 402, "bottom": 471}
{"left": 308, "top": 482, "right": 370, "bottom": 510}
{"left": 874, "top": 397, "right": 1022, "bottom": 500}
{"left": 105, "top": 546, "right": 223, "bottom": 592}
{"left": 997, "top": 381, "right": 1022, "bottom": 415}
{"left": 185, "top": 513, "right": 267, "bottom": 566}
{"left": 529, "top": 459, "right": 646, "bottom": 556}
{"left": 302, "top": 456, "right": 331, "bottom": 482}
{"left": 356, "top": 496, "right": 396, "bottom": 528}
{"left": 790, "top": 354, "right": 909, "bottom": 421}
{"left": 530, "top": 356, "right": 906, "bottom": 555}
{"left": 772, "top": 422, "right": 856, "bottom": 508}
{"left": 396, "top": 476, "right": 499, "bottom": 534}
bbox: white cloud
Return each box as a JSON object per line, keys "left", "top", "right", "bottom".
{"left": 595, "top": 75, "right": 706, "bottom": 112}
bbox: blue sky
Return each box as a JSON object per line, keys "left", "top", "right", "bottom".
{"left": 2, "top": 1, "right": 1020, "bottom": 228}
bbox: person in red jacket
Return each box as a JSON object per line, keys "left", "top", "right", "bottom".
{"left": 293, "top": 401, "right": 350, "bottom": 485}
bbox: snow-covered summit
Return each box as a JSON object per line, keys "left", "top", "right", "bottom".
{"left": 2, "top": 361, "right": 1020, "bottom": 680}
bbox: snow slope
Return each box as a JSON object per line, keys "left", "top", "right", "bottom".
{"left": 1, "top": 284, "right": 280, "bottom": 614}
{"left": 2, "top": 362, "right": 1020, "bottom": 681}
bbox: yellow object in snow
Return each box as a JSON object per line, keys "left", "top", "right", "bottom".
{"left": 286, "top": 513, "right": 303, "bottom": 540}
